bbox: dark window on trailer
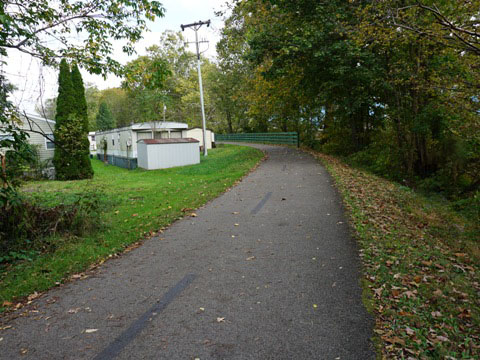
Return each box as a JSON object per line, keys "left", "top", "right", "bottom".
{"left": 45, "top": 134, "right": 55, "bottom": 149}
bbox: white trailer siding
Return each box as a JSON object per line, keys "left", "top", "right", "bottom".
{"left": 170, "top": 131, "right": 182, "bottom": 139}
{"left": 18, "top": 114, "right": 56, "bottom": 162}
{"left": 181, "top": 128, "right": 214, "bottom": 149}
{"left": 137, "top": 139, "right": 200, "bottom": 170}
{"left": 88, "top": 132, "right": 97, "bottom": 153}
{"left": 25, "top": 124, "right": 55, "bottom": 162}
{"left": 137, "top": 132, "right": 152, "bottom": 141}
{"left": 95, "top": 122, "right": 188, "bottom": 160}
{"left": 96, "top": 130, "right": 134, "bottom": 158}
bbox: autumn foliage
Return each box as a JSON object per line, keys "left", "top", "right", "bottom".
{"left": 216, "top": 0, "right": 480, "bottom": 198}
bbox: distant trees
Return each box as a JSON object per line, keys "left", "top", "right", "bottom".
{"left": 53, "top": 59, "right": 93, "bottom": 180}
{"left": 96, "top": 102, "right": 115, "bottom": 131}
{"left": 90, "top": 31, "right": 225, "bottom": 129}
{"left": 213, "top": 0, "right": 480, "bottom": 197}
{"left": 36, "top": 31, "right": 228, "bottom": 134}
{"left": 96, "top": 88, "right": 132, "bottom": 128}
{"left": 35, "top": 97, "right": 57, "bottom": 120}
{"left": 122, "top": 51, "right": 171, "bottom": 123}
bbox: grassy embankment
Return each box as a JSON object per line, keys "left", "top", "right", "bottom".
{"left": 313, "top": 151, "right": 479, "bottom": 359}
{"left": 0, "top": 144, "right": 263, "bottom": 312}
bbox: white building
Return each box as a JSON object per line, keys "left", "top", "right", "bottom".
{"left": 95, "top": 122, "right": 214, "bottom": 169}
{"left": 88, "top": 132, "right": 97, "bottom": 153}
{"left": 95, "top": 121, "right": 188, "bottom": 159}
{"left": 0, "top": 113, "right": 56, "bottom": 162}
{"left": 137, "top": 138, "right": 200, "bottom": 170}
{"left": 182, "top": 127, "right": 215, "bottom": 150}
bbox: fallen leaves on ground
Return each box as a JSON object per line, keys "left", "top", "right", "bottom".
{"left": 27, "top": 292, "right": 40, "bottom": 301}
{"left": 312, "top": 150, "right": 480, "bottom": 359}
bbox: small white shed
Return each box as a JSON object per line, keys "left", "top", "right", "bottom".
{"left": 137, "top": 138, "right": 200, "bottom": 170}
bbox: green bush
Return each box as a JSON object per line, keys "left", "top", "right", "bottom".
{"left": 0, "top": 189, "right": 110, "bottom": 264}
{"left": 6, "top": 143, "right": 55, "bottom": 182}
{"left": 452, "top": 191, "right": 480, "bottom": 221}
{"left": 345, "top": 127, "right": 405, "bottom": 183}
{"left": 5, "top": 142, "right": 41, "bottom": 185}
{"left": 347, "top": 146, "right": 403, "bottom": 182}
{"left": 319, "top": 126, "right": 358, "bottom": 156}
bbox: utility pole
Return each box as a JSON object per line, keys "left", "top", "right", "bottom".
{"left": 181, "top": 20, "right": 210, "bottom": 156}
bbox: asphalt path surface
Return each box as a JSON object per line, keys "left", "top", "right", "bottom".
{"left": 0, "top": 144, "right": 374, "bottom": 359}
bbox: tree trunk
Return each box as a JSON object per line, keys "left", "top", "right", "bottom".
{"left": 1, "top": 154, "right": 7, "bottom": 189}
{"left": 282, "top": 116, "right": 288, "bottom": 132}
{"left": 226, "top": 111, "right": 233, "bottom": 133}
{"left": 324, "top": 102, "right": 334, "bottom": 130}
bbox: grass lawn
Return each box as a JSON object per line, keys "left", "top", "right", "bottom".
{"left": 312, "top": 151, "right": 480, "bottom": 359}
{"left": 0, "top": 144, "right": 264, "bottom": 311}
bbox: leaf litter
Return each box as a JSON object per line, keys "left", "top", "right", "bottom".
{"left": 312, "top": 151, "right": 480, "bottom": 359}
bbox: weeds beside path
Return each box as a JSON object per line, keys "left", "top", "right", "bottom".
{"left": 0, "top": 145, "right": 264, "bottom": 312}
{"left": 312, "top": 151, "right": 480, "bottom": 358}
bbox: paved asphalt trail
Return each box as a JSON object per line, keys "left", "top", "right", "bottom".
{"left": 0, "top": 144, "right": 374, "bottom": 359}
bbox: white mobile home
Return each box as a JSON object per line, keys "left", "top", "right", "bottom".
{"left": 0, "top": 113, "right": 56, "bottom": 162}
{"left": 95, "top": 121, "right": 189, "bottom": 169}
{"left": 21, "top": 113, "right": 56, "bottom": 162}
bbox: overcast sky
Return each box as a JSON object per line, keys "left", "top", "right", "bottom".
{"left": 3, "top": 0, "right": 228, "bottom": 115}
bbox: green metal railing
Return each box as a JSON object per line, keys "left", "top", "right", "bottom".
{"left": 216, "top": 132, "right": 299, "bottom": 147}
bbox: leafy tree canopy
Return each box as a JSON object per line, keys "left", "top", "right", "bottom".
{"left": 214, "top": 0, "right": 479, "bottom": 197}
{"left": 1, "top": 0, "right": 165, "bottom": 76}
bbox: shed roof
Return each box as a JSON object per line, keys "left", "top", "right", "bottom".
{"left": 138, "top": 138, "right": 200, "bottom": 144}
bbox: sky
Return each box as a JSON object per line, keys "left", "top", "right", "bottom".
{"left": 3, "top": 0, "right": 228, "bottom": 115}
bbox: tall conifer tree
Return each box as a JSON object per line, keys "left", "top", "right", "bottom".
{"left": 71, "top": 63, "right": 93, "bottom": 178}
{"left": 53, "top": 59, "right": 74, "bottom": 179}
{"left": 53, "top": 60, "right": 93, "bottom": 180}
{"left": 96, "top": 102, "right": 115, "bottom": 131}
{"left": 71, "top": 64, "right": 89, "bottom": 132}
